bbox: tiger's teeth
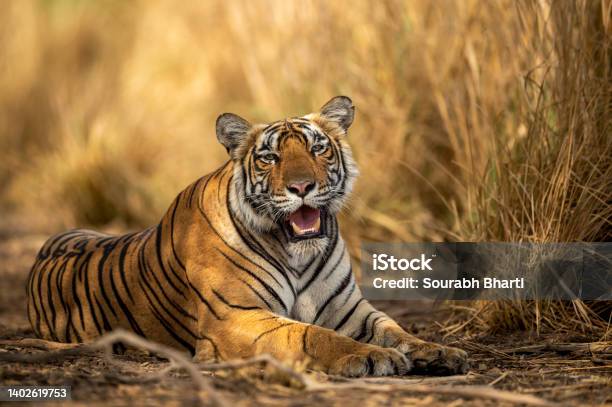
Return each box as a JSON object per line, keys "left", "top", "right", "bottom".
{"left": 290, "top": 217, "right": 321, "bottom": 235}
{"left": 313, "top": 217, "right": 321, "bottom": 232}
{"left": 291, "top": 222, "right": 301, "bottom": 234}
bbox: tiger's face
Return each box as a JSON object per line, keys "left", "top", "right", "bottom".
{"left": 217, "top": 96, "right": 358, "bottom": 257}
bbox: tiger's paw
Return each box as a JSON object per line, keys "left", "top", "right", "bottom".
{"left": 329, "top": 347, "right": 411, "bottom": 377}
{"left": 396, "top": 340, "right": 468, "bottom": 375}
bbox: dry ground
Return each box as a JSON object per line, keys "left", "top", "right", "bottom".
{"left": 0, "top": 225, "right": 610, "bottom": 406}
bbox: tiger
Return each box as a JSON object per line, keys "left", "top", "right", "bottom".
{"left": 26, "top": 96, "right": 468, "bottom": 377}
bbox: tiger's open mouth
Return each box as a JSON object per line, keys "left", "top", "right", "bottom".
{"left": 283, "top": 205, "right": 323, "bottom": 241}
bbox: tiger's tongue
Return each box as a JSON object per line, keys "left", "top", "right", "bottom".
{"left": 288, "top": 206, "right": 321, "bottom": 234}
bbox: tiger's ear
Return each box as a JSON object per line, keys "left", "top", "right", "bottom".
{"left": 216, "top": 113, "right": 252, "bottom": 154}
{"left": 319, "top": 96, "right": 355, "bottom": 132}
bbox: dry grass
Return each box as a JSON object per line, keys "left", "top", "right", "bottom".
{"left": 0, "top": 0, "right": 610, "bottom": 334}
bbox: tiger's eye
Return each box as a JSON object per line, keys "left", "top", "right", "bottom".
{"left": 311, "top": 144, "right": 326, "bottom": 154}
{"left": 260, "top": 153, "right": 278, "bottom": 164}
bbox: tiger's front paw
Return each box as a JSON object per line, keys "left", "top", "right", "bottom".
{"left": 329, "top": 346, "right": 411, "bottom": 377}
{"left": 396, "top": 340, "right": 468, "bottom": 375}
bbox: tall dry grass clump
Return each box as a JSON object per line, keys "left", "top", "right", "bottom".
{"left": 0, "top": 1, "right": 609, "bottom": 334}
{"left": 464, "top": 1, "right": 611, "bottom": 243}
{"left": 461, "top": 0, "right": 611, "bottom": 335}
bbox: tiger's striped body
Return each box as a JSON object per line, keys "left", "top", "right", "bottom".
{"left": 27, "top": 97, "right": 467, "bottom": 376}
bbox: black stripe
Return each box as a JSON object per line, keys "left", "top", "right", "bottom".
{"left": 35, "top": 256, "right": 57, "bottom": 336}
{"left": 188, "top": 282, "right": 221, "bottom": 320}
{"left": 97, "top": 240, "right": 120, "bottom": 319}
{"left": 257, "top": 315, "right": 279, "bottom": 322}
{"left": 109, "top": 252, "right": 146, "bottom": 336}
{"left": 153, "top": 306, "right": 196, "bottom": 355}
{"left": 238, "top": 278, "right": 273, "bottom": 309}
{"left": 354, "top": 311, "right": 377, "bottom": 341}
{"left": 139, "top": 249, "right": 197, "bottom": 321}
{"left": 253, "top": 322, "right": 296, "bottom": 344}
{"left": 54, "top": 259, "right": 71, "bottom": 341}
{"left": 94, "top": 236, "right": 114, "bottom": 248}
{"left": 341, "top": 278, "right": 356, "bottom": 307}
{"left": 169, "top": 197, "right": 186, "bottom": 270}
{"left": 137, "top": 274, "right": 199, "bottom": 340}
{"left": 117, "top": 237, "right": 135, "bottom": 303}
{"left": 48, "top": 231, "right": 83, "bottom": 257}
{"left": 364, "top": 316, "right": 385, "bottom": 343}
{"left": 94, "top": 294, "right": 113, "bottom": 332}
{"left": 138, "top": 278, "right": 196, "bottom": 354}
{"left": 334, "top": 298, "right": 365, "bottom": 331}
{"left": 322, "top": 242, "right": 346, "bottom": 281}
{"left": 39, "top": 231, "right": 80, "bottom": 259}
{"left": 154, "top": 225, "right": 188, "bottom": 295}
{"left": 73, "top": 253, "right": 91, "bottom": 331}
{"left": 216, "top": 248, "right": 288, "bottom": 313}
{"left": 83, "top": 252, "right": 104, "bottom": 336}
{"left": 45, "top": 259, "right": 61, "bottom": 340}
{"left": 231, "top": 219, "right": 296, "bottom": 292}
{"left": 313, "top": 270, "right": 352, "bottom": 324}
{"left": 186, "top": 178, "right": 201, "bottom": 209}
{"left": 212, "top": 288, "right": 261, "bottom": 310}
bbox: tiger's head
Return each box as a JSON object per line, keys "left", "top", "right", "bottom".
{"left": 216, "top": 96, "right": 359, "bottom": 258}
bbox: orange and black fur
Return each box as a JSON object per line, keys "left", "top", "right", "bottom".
{"left": 26, "top": 97, "right": 467, "bottom": 376}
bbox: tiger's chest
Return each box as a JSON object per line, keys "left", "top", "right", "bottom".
{"left": 288, "top": 243, "right": 353, "bottom": 324}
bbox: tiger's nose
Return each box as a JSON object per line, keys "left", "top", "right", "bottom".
{"left": 287, "top": 181, "right": 315, "bottom": 197}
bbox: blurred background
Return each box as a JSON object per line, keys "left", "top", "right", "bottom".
{"left": 0, "top": 0, "right": 610, "bottom": 333}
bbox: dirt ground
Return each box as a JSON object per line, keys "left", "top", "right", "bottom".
{"left": 0, "top": 226, "right": 610, "bottom": 406}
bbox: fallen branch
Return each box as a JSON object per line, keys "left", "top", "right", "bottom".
{"left": 501, "top": 342, "right": 612, "bottom": 355}
{"left": 488, "top": 371, "right": 510, "bottom": 386}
